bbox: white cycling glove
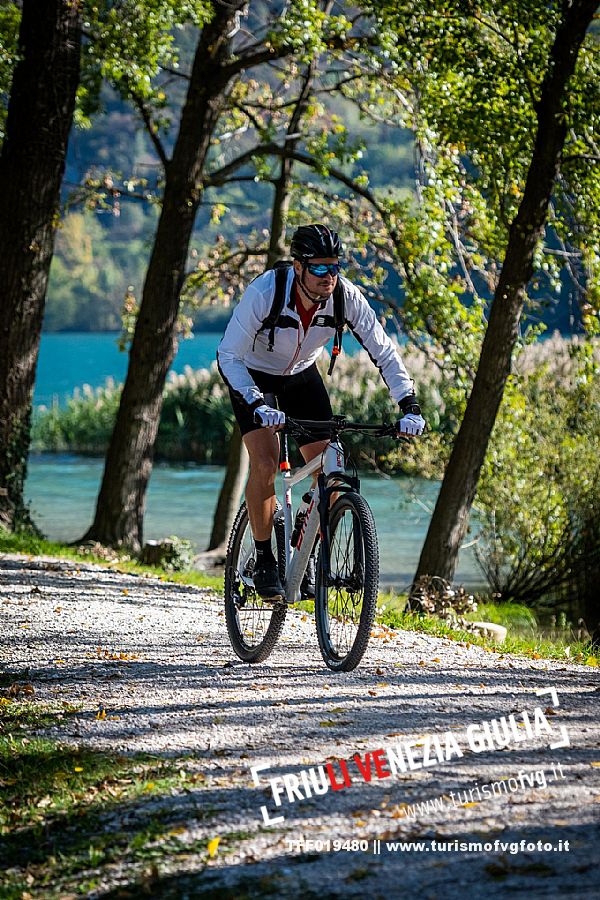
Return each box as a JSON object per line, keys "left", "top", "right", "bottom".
{"left": 254, "top": 404, "right": 286, "bottom": 428}
{"left": 398, "top": 413, "right": 426, "bottom": 436}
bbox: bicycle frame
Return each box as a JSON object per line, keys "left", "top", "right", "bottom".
{"left": 275, "top": 437, "right": 358, "bottom": 604}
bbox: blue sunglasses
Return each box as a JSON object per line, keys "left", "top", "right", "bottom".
{"left": 306, "top": 262, "right": 341, "bottom": 277}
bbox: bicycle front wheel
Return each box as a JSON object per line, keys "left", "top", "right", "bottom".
{"left": 315, "top": 492, "right": 379, "bottom": 672}
{"left": 224, "top": 503, "right": 287, "bottom": 663}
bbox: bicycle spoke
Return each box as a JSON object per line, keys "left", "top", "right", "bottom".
{"left": 231, "top": 522, "right": 274, "bottom": 649}
{"left": 315, "top": 490, "right": 378, "bottom": 671}
{"left": 224, "top": 502, "right": 287, "bottom": 664}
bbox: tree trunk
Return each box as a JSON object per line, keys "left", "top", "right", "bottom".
{"left": 81, "top": 5, "right": 243, "bottom": 552}
{"left": 414, "top": 0, "right": 598, "bottom": 586}
{"left": 0, "top": 0, "right": 81, "bottom": 531}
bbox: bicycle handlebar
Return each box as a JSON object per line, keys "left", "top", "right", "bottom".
{"left": 283, "top": 416, "right": 399, "bottom": 439}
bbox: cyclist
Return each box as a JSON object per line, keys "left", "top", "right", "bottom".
{"left": 217, "top": 223, "right": 425, "bottom": 601}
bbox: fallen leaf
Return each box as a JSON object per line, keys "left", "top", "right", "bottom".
{"left": 122, "top": 589, "right": 129, "bottom": 596}
{"left": 207, "top": 836, "right": 220, "bottom": 858}
{"left": 96, "top": 707, "right": 107, "bottom": 720}
{"left": 462, "top": 801, "right": 479, "bottom": 808}
{"left": 585, "top": 656, "right": 598, "bottom": 667}
{"left": 320, "top": 719, "right": 350, "bottom": 727}
{"left": 7, "top": 683, "right": 34, "bottom": 698}
{"left": 544, "top": 707, "right": 557, "bottom": 716}
{"left": 389, "top": 803, "right": 409, "bottom": 818}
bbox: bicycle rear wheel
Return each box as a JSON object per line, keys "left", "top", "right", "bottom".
{"left": 224, "top": 502, "right": 287, "bottom": 663}
{"left": 315, "top": 492, "right": 379, "bottom": 672}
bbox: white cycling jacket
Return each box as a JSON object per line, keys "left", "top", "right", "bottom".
{"left": 217, "top": 267, "right": 415, "bottom": 410}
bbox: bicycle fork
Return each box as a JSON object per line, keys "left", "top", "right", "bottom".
{"left": 317, "top": 442, "right": 361, "bottom": 589}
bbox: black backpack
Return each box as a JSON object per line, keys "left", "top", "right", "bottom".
{"left": 256, "top": 261, "right": 345, "bottom": 375}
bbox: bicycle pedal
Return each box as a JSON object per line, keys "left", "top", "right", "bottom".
{"left": 259, "top": 593, "right": 286, "bottom": 605}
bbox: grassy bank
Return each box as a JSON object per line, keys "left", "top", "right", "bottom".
{"left": 1, "top": 531, "right": 595, "bottom": 665}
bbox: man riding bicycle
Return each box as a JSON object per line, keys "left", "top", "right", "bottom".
{"left": 217, "top": 223, "right": 425, "bottom": 601}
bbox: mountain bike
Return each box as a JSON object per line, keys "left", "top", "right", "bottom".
{"left": 224, "top": 415, "right": 399, "bottom": 672}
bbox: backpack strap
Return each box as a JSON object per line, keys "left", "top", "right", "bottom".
{"left": 253, "top": 262, "right": 291, "bottom": 352}
{"left": 327, "top": 280, "right": 346, "bottom": 375}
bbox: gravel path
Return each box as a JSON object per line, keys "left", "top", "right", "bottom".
{"left": 1, "top": 553, "right": 599, "bottom": 898}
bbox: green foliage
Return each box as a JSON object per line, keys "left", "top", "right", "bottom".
{"left": 34, "top": 336, "right": 598, "bottom": 486}
{"left": 475, "top": 335, "right": 600, "bottom": 604}
{"left": 140, "top": 535, "right": 195, "bottom": 571}
{"left": 471, "top": 601, "right": 538, "bottom": 631}
{"left": 367, "top": 0, "right": 600, "bottom": 331}
{"left": 83, "top": 0, "right": 212, "bottom": 109}
{"left": 33, "top": 380, "right": 123, "bottom": 453}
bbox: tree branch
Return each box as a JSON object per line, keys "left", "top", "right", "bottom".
{"left": 158, "top": 63, "right": 190, "bottom": 80}
{"left": 183, "top": 246, "right": 269, "bottom": 285}
{"left": 220, "top": 44, "right": 289, "bottom": 79}
{"left": 131, "top": 94, "right": 170, "bottom": 170}
{"left": 561, "top": 153, "right": 600, "bottom": 165}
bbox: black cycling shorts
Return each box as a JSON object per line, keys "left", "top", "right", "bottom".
{"left": 228, "top": 363, "right": 333, "bottom": 447}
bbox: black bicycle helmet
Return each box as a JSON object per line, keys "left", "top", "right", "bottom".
{"left": 290, "top": 223, "right": 343, "bottom": 260}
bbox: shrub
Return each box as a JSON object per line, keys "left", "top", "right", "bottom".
{"left": 474, "top": 341, "right": 600, "bottom": 617}
{"left": 139, "top": 535, "right": 194, "bottom": 572}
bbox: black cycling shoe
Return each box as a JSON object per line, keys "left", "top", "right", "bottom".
{"left": 253, "top": 559, "right": 285, "bottom": 602}
{"left": 300, "top": 557, "right": 316, "bottom": 601}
